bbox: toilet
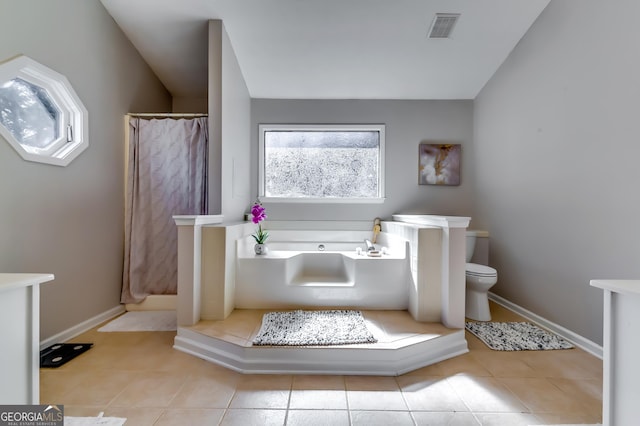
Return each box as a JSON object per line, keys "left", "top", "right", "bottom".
{"left": 465, "top": 233, "right": 498, "bottom": 321}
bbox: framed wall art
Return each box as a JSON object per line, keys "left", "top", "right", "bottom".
{"left": 419, "top": 143, "right": 461, "bottom": 186}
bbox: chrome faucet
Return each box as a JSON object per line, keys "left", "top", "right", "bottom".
{"left": 364, "top": 239, "right": 375, "bottom": 252}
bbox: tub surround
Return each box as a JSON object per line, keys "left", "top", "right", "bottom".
{"left": 235, "top": 230, "right": 410, "bottom": 310}
{"left": 173, "top": 215, "right": 472, "bottom": 375}
{"left": 177, "top": 218, "right": 470, "bottom": 325}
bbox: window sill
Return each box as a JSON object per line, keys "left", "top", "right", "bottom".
{"left": 259, "top": 197, "right": 386, "bottom": 204}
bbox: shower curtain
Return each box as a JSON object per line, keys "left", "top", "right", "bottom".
{"left": 121, "top": 117, "right": 208, "bottom": 304}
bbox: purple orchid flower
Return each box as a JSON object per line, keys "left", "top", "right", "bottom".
{"left": 251, "top": 203, "right": 267, "bottom": 224}
{"left": 250, "top": 202, "right": 268, "bottom": 244}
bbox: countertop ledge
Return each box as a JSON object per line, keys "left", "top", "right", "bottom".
{"left": 0, "top": 273, "right": 55, "bottom": 292}
{"left": 590, "top": 279, "right": 640, "bottom": 296}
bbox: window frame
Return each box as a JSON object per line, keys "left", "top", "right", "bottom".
{"left": 0, "top": 55, "right": 88, "bottom": 167}
{"left": 258, "top": 124, "right": 386, "bottom": 204}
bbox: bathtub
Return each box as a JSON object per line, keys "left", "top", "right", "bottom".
{"left": 235, "top": 232, "right": 411, "bottom": 310}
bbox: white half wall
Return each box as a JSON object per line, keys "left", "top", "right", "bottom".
{"left": 221, "top": 25, "right": 251, "bottom": 221}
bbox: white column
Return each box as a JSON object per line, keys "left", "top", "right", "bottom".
{"left": 0, "top": 273, "right": 54, "bottom": 404}
{"left": 391, "top": 215, "right": 470, "bottom": 328}
{"left": 591, "top": 279, "right": 640, "bottom": 426}
{"left": 173, "top": 215, "right": 223, "bottom": 326}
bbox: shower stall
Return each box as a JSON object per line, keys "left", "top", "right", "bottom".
{"left": 122, "top": 113, "right": 208, "bottom": 311}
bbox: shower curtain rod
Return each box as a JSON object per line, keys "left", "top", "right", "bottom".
{"left": 127, "top": 113, "right": 208, "bottom": 118}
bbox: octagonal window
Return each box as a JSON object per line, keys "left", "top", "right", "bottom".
{"left": 0, "top": 77, "right": 61, "bottom": 153}
{"left": 0, "top": 55, "right": 88, "bottom": 166}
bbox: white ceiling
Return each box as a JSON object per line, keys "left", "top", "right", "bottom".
{"left": 100, "top": 0, "right": 550, "bottom": 100}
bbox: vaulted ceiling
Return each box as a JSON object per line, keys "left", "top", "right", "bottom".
{"left": 100, "top": 0, "right": 550, "bottom": 100}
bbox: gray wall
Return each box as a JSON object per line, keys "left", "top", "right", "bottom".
{"left": 0, "top": 0, "right": 171, "bottom": 340}
{"left": 251, "top": 99, "right": 474, "bottom": 221}
{"left": 173, "top": 97, "right": 207, "bottom": 114}
{"left": 473, "top": 0, "right": 640, "bottom": 345}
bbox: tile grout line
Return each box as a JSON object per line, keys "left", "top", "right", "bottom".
{"left": 343, "top": 375, "right": 354, "bottom": 426}
{"left": 283, "top": 375, "right": 293, "bottom": 425}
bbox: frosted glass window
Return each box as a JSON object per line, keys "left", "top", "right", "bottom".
{"left": 0, "top": 78, "right": 60, "bottom": 153}
{"left": 259, "top": 125, "right": 385, "bottom": 202}
{"left": 0, "top": 55, "right": 88, "bottom": 166}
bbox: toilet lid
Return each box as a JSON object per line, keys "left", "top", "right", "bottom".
{"left": 466, "top": 263, "right": 497, "bottom": 277}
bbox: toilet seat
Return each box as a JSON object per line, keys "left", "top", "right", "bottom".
{"left": 466, "top": 263, "right": 497, "bottom": 277}
{"left": 465, "top": 263, "right": 498, "bottom": 321}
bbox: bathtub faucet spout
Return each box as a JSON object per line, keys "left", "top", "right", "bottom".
{"left": 365, "top": 239, "right": 375, "bottom": 252}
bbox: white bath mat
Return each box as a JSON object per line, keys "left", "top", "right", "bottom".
{"left": 65, "top": 412, "right": 126, "bottom": 425}
{"left": 98, "top": 310, "right": 176, "bottom": 332}
{"left": 253, "top": 310, "right": 377, "bottom": 346}
{"left": 465, "top": 321, "right": 574, "bottom": 351}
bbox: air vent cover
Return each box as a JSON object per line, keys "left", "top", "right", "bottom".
{"left": 428, "top": 13, "right": 460, "bottom": 39}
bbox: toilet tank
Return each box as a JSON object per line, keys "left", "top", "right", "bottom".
{"left": 466, "top": 233, "right": 476, "bottom": 262}
{"left": 467, "top": 230, "right": 489, "bottom": 265}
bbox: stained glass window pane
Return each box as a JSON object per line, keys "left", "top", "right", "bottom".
{"left": 0, "top": 77, "right": 60, "bottom": 152}
{"left": 264, "top": 130, "right": 380, "bottom": 198}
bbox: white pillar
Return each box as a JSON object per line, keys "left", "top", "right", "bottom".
{"left": 173, "top": 215, "right": 223, "bottom": 326}
{"left": 391, "top": 215, "right": 470, "bottom": 328}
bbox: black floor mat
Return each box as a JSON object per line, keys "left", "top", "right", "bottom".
{"left": 40, "top": 343, "right": 93, "bottom": 368}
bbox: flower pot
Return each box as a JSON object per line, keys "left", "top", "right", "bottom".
{"left": 254, "top": 243, "right": 269, "bottom": 255}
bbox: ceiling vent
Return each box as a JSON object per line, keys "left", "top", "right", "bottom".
{"left": 428, "top": 13, "right": 460, "bottom": 39}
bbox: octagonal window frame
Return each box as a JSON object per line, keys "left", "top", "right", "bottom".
{"left": 0, "top": 55, "right": 88, "bottom": 167}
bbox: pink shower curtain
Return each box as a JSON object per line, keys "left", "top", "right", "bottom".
{"left": 121, "top": 117, "right": 208, "bottom": 304}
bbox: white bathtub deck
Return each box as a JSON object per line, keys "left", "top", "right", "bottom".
{"left": 173, "top": 309, "right": 468, "bottom": 376}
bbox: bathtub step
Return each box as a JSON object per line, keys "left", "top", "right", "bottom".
{"left": 173, "top": 310, "right": 468, "bottom": 376}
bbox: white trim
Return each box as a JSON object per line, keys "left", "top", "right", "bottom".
{"left": 488, "top": 292, "right": 603, "bottom": 359}
{"left": 174, "top": 327, "right": 468, "bottom": 376}
{"left": 127, "top": 113, "right": 207, "bottom": 118}
{"left": 258, "top": 124, "right": 385, "bottom": 201}
{"left": 392, "top": 214, "right": 471, "bottom": 229}
{"left": 0, "top": 55, "right": 88, "bottom": 167}
{"left": 172, "top": 214, "right": 224, "bottom": 226}
{"left": 591, "top": 279, "right": 640, "bottom": 297}
{"left": 260, "top": 197, "right": 385, "bottom": 204}
{"left": 39, "top": 305, "right": 125, "bottom": 350}
{"left": 601, "top": 289, "right": 612, "bottom": 425}
{"left": 30, "top": 284, "right": 40, "bottom": 403}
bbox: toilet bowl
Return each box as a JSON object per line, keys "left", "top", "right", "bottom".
{"left": 465, "top": 233, "right": 498, "bottom": 321}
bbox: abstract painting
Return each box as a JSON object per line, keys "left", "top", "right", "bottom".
{"left": 419, "top": 143, "right": 461, "bottom": 185}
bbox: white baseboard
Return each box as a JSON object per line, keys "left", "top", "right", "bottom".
{"left": 488, "top": 292, "right": 603, "bottom": 359}
{"left": 40, "top": 305, "right": 125, "bottom": 350}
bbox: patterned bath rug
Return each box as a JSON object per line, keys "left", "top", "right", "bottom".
{"left": 465, "top": 321, "right": 574, "bottom": 351}
{"left": 253, "top": 310, "right": 377, "bottom": 346}
{"left": 98, "top": 310, "right": 176, "bottom": 332}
